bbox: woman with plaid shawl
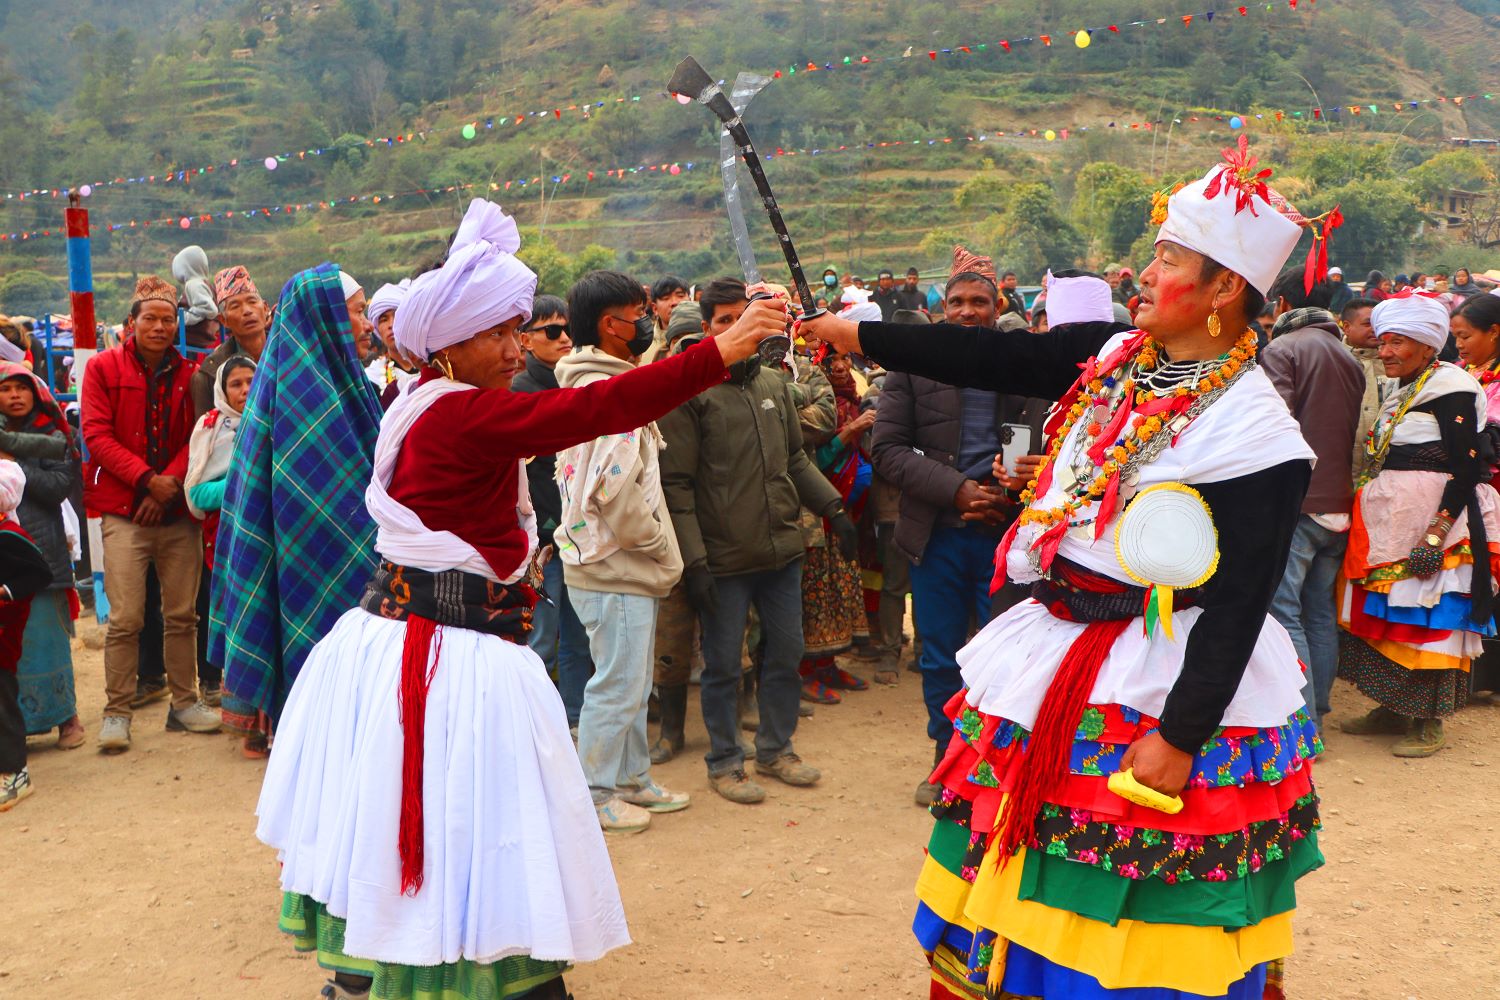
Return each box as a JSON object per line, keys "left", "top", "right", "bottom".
{"left": 254, "top": 199, "right": 789, "bottom": 1000}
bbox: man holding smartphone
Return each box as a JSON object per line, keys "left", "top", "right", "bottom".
{"left": 871, "top": 247, "right": 1049, "bottom": 806}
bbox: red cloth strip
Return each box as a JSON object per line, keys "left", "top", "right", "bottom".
{"left": 397, "top": 614, "right": 443, "bottom": 896}
{"left": 990, "top": 617, "right": 1132, "bottom": 864}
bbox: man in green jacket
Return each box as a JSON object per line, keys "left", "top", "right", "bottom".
{"left": 658, "top": 277, "right": 854, "bottom": 805}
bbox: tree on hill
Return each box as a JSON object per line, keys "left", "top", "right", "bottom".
{"left": 0, "top": 271, "right": 66, "bottom": 318}
{"left": 979, "top": 183, "right": 1085, "bottom": 280}
{"left": 1072, "top": 162, "right": 1154, "bottom": 265}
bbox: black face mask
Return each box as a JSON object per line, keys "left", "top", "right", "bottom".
{"left": 624, "top": 315, "right": 655, "bottom": 356}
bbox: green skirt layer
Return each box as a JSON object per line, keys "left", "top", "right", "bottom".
{"left": 1017, "top": 831, "right": 1323, "bottom": 929}
{"left": 279, "top": 893, "right": 568, "bottom": 1000}
{"left": 925, "top": 816, "right": 1323, "bottom": 930}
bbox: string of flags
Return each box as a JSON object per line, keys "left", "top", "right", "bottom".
{"left": 763, "top": 0, "right": 1314, "bottom": 78}
{"left": 11, "top": 97, "right": 1500, "bottom": 245}
{"left": 0, "top": 0, "right": 1327, "bottom": 207}
{"left": 0, "top": 161, "right": 701, "bottom": 244}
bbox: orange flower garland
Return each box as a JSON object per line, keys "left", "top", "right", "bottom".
{"left": 1017, "top": 328, "right": 1258, "bottom": 533}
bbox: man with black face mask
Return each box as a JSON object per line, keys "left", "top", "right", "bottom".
{"left": 554, "top": 270, "right": 692, "bottom": 834}
{"left": 658, "top": 276, "right": 849, "bottom": 806}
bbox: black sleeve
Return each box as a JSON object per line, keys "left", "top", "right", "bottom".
{"left": 1158, "top": 459, "right": 1312, "bottom": 752}
{"left": 0, "top": 531, "right": 53, "bottom": 603}
{"left": 1420, "top": 392, "right": 1484, "bottom": 518}
{"left": 858, "top": 320, "right": 1123, "bottom": 399}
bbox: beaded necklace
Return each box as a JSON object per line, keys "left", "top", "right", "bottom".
{"left": 1360, "top": 359, "right": 1442, "bottom": 487}
{"left": 1009, "top": 328, "right": 1257, "bottom": 571}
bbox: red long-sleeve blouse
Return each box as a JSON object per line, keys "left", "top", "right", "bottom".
{"left": 387, "top": 338, "right": 728, "bottom": 580}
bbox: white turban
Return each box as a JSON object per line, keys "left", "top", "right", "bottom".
{"left": 839, "top": 301, "right": 882, "bottom": 323}
{"left": 840, "top": 287, "right": 872, "bottom": 306}
{"left": 339, "top": 269, "right": 363, "bottom": 300}
{"left": 0, "top": 459, "right": 25, "bottom": 520}
{"left": 367, "top": 279, "right": 410, "bottom": 324}
{"left": 1371, "top": 292, "right": 1450, "bottom": 353}
{"left": 1043, "top": 272, "right": 1115, "bottom": 326}
{"left": 394, "top": 199, "right": 537, "bottom": 361}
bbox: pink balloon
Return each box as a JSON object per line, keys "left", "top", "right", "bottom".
{"left": 179, "top": 217, "right": 191, "bottom": 229}
{"left": 670, "top": 163, "right": 682, "bottom": 175}
{"left": 78, "top": 184, "right": 93, "bottom": 197}
{"left": 674, "top": 92, "right": 693, "bottom": 105}
{"left": 264, "top": 157, "right": 279, "bottom": 170}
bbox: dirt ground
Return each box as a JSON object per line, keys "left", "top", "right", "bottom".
{"left": 8, "top": 625, "right": 1500, "bottom": 1000}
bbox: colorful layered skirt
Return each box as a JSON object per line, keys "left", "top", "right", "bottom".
{"left": 913, "top": 583, "right": 1321, "bottom": 999}
{"left": 1338, "top": 469, "right": 1500, "bottom": 718}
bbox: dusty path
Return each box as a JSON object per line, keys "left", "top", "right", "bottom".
{"left": 9, "top": 627, "right": 1499, "bottom": 999}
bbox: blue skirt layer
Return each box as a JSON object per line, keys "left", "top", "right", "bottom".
{"left": 1361, "top": 589, "right": 1496, "bottom": 636}
{"left": 1001, "top": 942, "right": 1268, "bottom": 1000}
{"left": 17, "top": 589, "right": 76, "bottom": 733}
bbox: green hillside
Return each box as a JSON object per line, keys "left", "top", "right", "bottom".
{"left": 3, "top": 0, "right": 1500, "bottom": 319}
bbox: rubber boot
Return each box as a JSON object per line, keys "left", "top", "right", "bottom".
{"left": 914, "top": 742, "right": 945, "bottom": 808}
{"left": 649, "top": 684, "right": 687, "bottom": 765}
{"left": 739, "top": 668, "right": 761, "bottom": 733}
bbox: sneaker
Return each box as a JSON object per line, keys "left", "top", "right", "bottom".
{"left": 620, "top": 778, "right": 691, "bottom": 813}
{"left": 755, "top": 751, "right": 821, "bottom": 787}
{"left": 201, "top": 681, "right": 222, "bottom": 708}
{"left": 1339, "top": 706, "right": 1408, "bottom": 736}
{"left": 98, "top": 714, "right": 131, "bottom": 752}
{"left": 165, "top": 700, "right": 222, "bottom": 734}
{"left": 821, "top": 662, "right": 870, "bottom": 691}
{"left": 1392, "top": 717, "right": 1446, "bottom": 758}
{"left": 0, "top": 767, "right": 33, "bottom": 811}
{"left": 129, "top": 679, "right": 169, "bottom": 709}
{"left": 710, "top": 768, "right": 766, "bottom": 805}
{"left": 596, "top": 795, "right": 651, "bottom": 834}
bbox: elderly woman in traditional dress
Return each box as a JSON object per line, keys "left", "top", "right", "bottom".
{"left": 804, "top": 139, "right": 1323, "bottom": 1000}
{"left": 1337, "top": 293, "right": 1500, "bottom": 756}
{"left": 255, "top": 199, "right": 784, "bottom": 1000}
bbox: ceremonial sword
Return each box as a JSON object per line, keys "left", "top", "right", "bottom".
{"left": 669, "top": 56, "right": 825, "bottom": 362}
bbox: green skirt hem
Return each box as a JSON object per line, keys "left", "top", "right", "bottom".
{"left": 279, "top": 893, "right": 568, "bottom": 1000}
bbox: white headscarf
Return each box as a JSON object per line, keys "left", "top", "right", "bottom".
{"left": 339, "top": 269, "right": 363, "bottom": 300}
{"left": 840, "top": 301, "right": 882, "bottom": 323}
{"left": 0, "top": 459, "right": 25, "bottom": 523}
{"left": 184, "top": 357, "right": 256, "bottom": 519}
{"left": 1043, "top": 271, "right": 1115, "bottom": 326}
{"left": 367, "top": 279, "right": 410, "bottom": 324}
{"left": 1371, "top": 293, "right": 1450, "bottom": 353}
{"left": 393, "top": 199, "right": 537, "bottom": 361}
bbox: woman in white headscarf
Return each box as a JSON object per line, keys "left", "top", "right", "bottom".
{"left": 363, "top": 279, "right": 418, "bottom": 408}
{"left": 1338, "top": 293, "right": 1500, "bottom": 757}
{"left": 255, "top": 199, "right": 786, "bottom": 1000}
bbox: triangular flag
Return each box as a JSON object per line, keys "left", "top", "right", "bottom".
{"left": 1182, "top": 14, "right": 1193, "bottom": 26}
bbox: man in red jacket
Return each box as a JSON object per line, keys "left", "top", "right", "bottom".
{"left": 83, "top": 275, "right": 220, "bottom": 753}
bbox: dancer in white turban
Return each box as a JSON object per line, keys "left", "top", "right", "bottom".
{"left": 255, "top": 199, "right": 788, "bottom": 1000}
{"left": 363, "top": 279, "right": 418, "bottom": 405}
{"left": 1337, "top": 291, "right": 1500, "bottom": 757}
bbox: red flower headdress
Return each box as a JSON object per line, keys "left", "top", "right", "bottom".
{"left": 1203, "top": 135, "right": 1272, "bottom": 217}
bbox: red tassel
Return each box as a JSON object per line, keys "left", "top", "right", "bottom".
{"left": 1093, "top": 472, "right": 1122, "bottom": 542}
{"left": 991, "top": 618, "right": 1132, "bottom": 864}
{"left": 1087, "top": 391, "right": 1134, "bottom": 465}
{"left": 397, "top": 615, "right": 443, "bottom": 896}
{"left": 1303, "top": 242, "right": 1318, "bottom": 296}
{"left": 1031, "top": 519, "right": 1068, "bottom": 573}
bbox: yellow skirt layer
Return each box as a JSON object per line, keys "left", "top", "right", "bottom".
{"left": 917, "top": 853, "right": 1293, "bottom": 996}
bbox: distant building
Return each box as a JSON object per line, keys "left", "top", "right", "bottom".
{"left": 1431, "top": 187, "right": 1484, "bottom": 234}
{"left": 232, "top": 48, "right": 255, "bottom": 61}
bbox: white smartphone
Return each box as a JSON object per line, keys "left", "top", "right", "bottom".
{"left": 1000, "top": 423, "right": 1034, "bottom": 479}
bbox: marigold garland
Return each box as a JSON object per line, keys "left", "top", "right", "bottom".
{"left": 1017, "top": 328, "right": 1258, "bottom": 534}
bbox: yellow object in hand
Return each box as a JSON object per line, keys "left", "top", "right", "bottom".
{"left": 1107, "top": 768, "right": 1185, "bottom": 815}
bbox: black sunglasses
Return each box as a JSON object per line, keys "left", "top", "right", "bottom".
{"left": 525, "top": 322, "right": 569, "bottom": 340}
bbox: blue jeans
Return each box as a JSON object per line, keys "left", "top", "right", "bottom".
{"left": 910, "top": 525, "right": 998, "bottom": 746}
{"left": 569, "top": 588, "right": 660, "bottom": 805}
{"left": 699, "top": 559, "right": 804, "bottom": 775}
{"left": 1269, "top": 515, "right": 1347, "bottom": 725}
{"left": 530, "top": 556, "right": 593, "bottom": 727}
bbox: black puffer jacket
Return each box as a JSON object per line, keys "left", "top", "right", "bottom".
{"left": 7, "top": 414, "right": 77, "bottom": 590}
{"left": 511, "top": 352, "right": 563, "bottom": 547}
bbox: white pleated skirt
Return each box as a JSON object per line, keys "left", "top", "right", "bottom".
{"left": 256, "top": 608, "right": 630, "bottom": 968}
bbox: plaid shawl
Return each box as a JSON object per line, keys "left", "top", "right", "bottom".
{"left": 210, "top": 264, "right": 382, "bottom": 723}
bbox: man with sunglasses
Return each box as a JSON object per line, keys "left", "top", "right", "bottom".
{"left": 512, "top": 295, "right": 595, "bottom": 734}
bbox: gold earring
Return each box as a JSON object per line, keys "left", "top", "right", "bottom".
{"left": 1207, "top": 308, "right": 1222, "bottom": 339}
{"left": 434, "top": 352, "right": 456, "bottom": 380}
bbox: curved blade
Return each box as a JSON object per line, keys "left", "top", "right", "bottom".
{"left": 719, "top": 72, "right": 772, "bottom": 286}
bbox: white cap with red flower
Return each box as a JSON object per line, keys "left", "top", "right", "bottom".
{"left": 1154, "top": 137, "right": 1304, "bottom": 297}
